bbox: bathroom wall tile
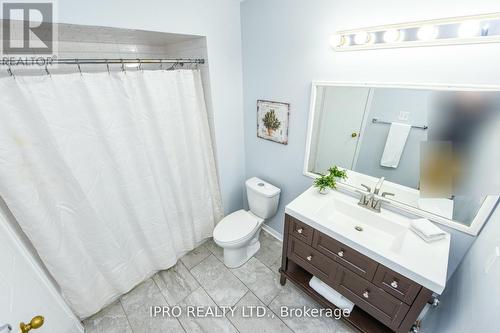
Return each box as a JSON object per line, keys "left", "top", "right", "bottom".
{"left": 205, "top": 238, "right": 224, "bottom": 261}
{"left": 83, "top": 301, "right": 133, "bottom": 333}
{"left": 230, "top": 257, "right": 283, "bottom": 305}
{"left": 177, "top": 287, "right": 238, "bottom": 333}
{"left": 190, "top": 255, "right": 248, "bottom": 307}
{"left": 180, "top": 242, "right": 212, "bottom": 269}
{"left": 255, "top": 231, "right": 283, "bottom": 268}
{"left": 153, "top": 261, "right": 199, "bottom": 305}
{"left": 228, "top": 291, "right": 292, "bottom": 333}
{"left": 269, "top": 283, "right": 347, "bottom": 333}
{"left": 120, "top": 278, "right": 184, "bottom": 333}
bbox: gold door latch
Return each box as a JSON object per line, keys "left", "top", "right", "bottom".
{"left": 20, "top": 316, "right": 44, "bottom": 333}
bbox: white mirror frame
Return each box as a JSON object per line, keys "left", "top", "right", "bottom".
{"left": 304, "top": 81, "right": 499, "bottom": 236}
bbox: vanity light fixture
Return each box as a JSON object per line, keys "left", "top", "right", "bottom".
{"left": 383, "top": 29, "right": 403, "bottom": 43}
{"left": 354, "top": 31, "right": 371, "bottom": 45}
{"left": 458, "top": 20, "right": 482, "bottom": 38}
{"left": 417, "top": 25, "right": 438, "bottom": 41}
{"left": 329, "top": 34, "right": 346, "bottom": 48}
{"left": 332, "top": 12, "right": 500, "bottom": 51}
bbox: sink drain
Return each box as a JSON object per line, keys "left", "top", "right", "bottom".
{"left": 355, "top": 226, "right": 363, "bottom": 232}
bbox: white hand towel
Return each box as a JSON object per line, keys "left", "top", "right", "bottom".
{"left": 380, "top": 122, "right": 411, "bottom": 168}
{"left": 410, "top": 226, "right": 446, "bottom": 243}
{"left": 309, "top": 276, "right": 354, "bottom": 312}
{"left": 410, "top": 218, "right": 447, "bottom": 239}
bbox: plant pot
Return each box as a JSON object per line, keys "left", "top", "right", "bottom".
{"left": 318, "top": 188, "right": 330, "bottom": 195}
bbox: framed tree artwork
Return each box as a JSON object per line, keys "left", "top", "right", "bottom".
{"left": 257, "top": 100, "right": 290, "bottom": 145}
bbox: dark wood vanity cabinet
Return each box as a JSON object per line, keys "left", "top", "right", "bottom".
{"left": 280, "top": 214, "right": 433, "bottom": 333}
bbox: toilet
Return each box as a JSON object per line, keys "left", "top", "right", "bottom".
{"left": 213, "top": 177, "right": 281, "bottom": 268}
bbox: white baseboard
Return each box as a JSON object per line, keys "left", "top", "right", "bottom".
{"left": 262, "top": 224, "right": 283, "bottom": 242}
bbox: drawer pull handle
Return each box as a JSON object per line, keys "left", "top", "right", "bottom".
{"left": 297, "top": 228, "right": 303, "bottom": 234}
{"left": 306, "top": 255, "right": 313, "bottom": 261}
{"left": 391, "top": 280, "right": 398, "bottom": 289}
{"left": 362, "top": 291, "right": 370, "bottom": 299}
{"left": 338, "top": 250, "right": 344, "bottom": 257}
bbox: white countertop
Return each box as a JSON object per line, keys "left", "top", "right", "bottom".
{"left": 285, "top": 187, "right": 450, "bottom": 294}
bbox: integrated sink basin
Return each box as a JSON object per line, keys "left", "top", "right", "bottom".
{"left": 285, "top": 186, "right": 451, "bottom": 294}
{"left": 315, "top": 194, "right": 409, "bottom": 253}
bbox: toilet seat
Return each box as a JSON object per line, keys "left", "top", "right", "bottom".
{"left": 213, "top": 210, "right": 263, "bottom": 245}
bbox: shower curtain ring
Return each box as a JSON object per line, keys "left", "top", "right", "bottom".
{"left": 121, "top": 59, "right": 125, "bottom": 73}
{"left": 106, "top": 60, "right": 110, "bottom": 75}
{"left": 137, "top": 58, "right": 142, "bottom": 71}
{"left": 45, "top": 65, "right": 51, "bottom": 76}
{"left": 160, "top": 59, "right": 163, "bottom": 70}
{"left": 7, "top": 63, "right": 14, "bottom": 78}
{"left": 76, "top": 59, "right": 82, "bottom": 76}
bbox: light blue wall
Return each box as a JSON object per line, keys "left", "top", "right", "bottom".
{"left": 421, "top": 203, "right": 500, "bottom": 332}
{"left": 241, "top": 0, "right": 500, "bottom": 278}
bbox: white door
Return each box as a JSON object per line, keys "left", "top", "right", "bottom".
{"left": 0, "top": 212, "right": 83, "bottom": 333}
{"left": 313, "top": 86, "right": 371, "bottom": 173}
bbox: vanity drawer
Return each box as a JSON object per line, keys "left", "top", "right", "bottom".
{"left": 287, "top": 236, "right": 337, "bottom": 282}
{"left": 288, "top": 216, "right": 314, "bottom": 245}
{"left": 312, "top": 231, "right": 378, "bottom": 280}
{"left": 333, "top": 266, "right": 410, "bottom": 330}
{"left": 373, "top": 265, "right": 422, "bottom": 305}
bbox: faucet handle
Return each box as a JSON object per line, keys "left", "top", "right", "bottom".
{"left": 355, "top": 190, "right": 368, "bottom": 205}
{"left": 360, "top": 184, "right": 372, "bottom": 193}
{"left": 372, "top": 198, "right": 390, "bottom": 210}
{"left": 381, "top": 192, "right": 395, "bottom": 198}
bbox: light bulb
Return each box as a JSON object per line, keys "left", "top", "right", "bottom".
{"left": 458, "top": 20, "right": 481, "bottom": 38}
{"left": 383, "top": 29, "right": 403, "bottom": 43}
{"left": 417, "top": 25, "right": 438, "bottom": 41}
{"left": 329, "top": 34, "right": 345, "bottom": 48}
{"left": 354, "top": 31, "right": 370, "bottom": 45}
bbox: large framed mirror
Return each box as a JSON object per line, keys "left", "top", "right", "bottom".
{"left": 304, "top": 82, "right": 499, "bottom": 235}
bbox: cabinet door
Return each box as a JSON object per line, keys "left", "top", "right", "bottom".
{"left": 313, "top": 231, "right": 378, "bottom": 280}
{"left": 373, "top": 265, "right": 422, "bottom": 305}
{"left": 288, "top": 236, "right": 338, "bottom": 282}
{"left": 288, "top": 216, "right": 314, "bottom": 245}
{"left": 333, "top": 266, "right": 410, "bottom": 330}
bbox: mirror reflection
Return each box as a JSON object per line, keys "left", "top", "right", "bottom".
{"left": 307, "top": 85, "right": 500, "bottom": 226}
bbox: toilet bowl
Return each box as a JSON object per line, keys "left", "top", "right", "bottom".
{"left": 213, "top": 177, "right": 280, "bottom": 268}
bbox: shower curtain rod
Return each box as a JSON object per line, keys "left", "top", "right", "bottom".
{"left": 6, "top": 58, "right": 205, "bottom": 66}
{"left": 4, "top": 58, "right": 205, "bottom": 76}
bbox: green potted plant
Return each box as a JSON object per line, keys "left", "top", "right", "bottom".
{"left": 262, "top": 109, "right": 281, "bottom": 136}
{"left": 313, "top": 166, "right": 348, "bottom": 194}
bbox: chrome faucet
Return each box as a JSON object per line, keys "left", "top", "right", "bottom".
{"left": 356, "top": 177, "right": 395, "bottom": 213}
{"left": 374, "top": 177, "right": 385, "bottom": 195}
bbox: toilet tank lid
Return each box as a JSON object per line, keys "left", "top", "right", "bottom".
{"left": 246, "top": 177, "right": 281, "bottom": 198}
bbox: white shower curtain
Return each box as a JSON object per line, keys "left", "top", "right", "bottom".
{"left": 0, "top": 70, "right": 223, "bottom": 318}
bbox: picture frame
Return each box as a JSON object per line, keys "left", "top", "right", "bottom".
{"left": 257, "top": 100, "right": 290, "bottom": 145}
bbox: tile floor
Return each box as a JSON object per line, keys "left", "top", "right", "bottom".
{"left": 83, "top": 230, "right": 357, "bottom": 333}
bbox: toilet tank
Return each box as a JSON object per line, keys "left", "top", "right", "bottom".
{"left": 246, "top": 177, "right": 281, "bottom": 219}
